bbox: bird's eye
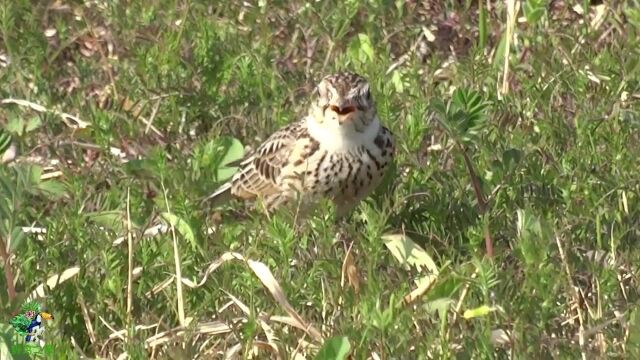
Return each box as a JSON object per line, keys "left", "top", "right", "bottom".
{"left": 325, "top": 89, "right": 333, "bottom": 101}
{"left": 360, "top": 85, "right": 371, "bottom": 102}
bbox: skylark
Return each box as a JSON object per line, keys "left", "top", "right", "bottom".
{"left": 205, "top": 71, "right": 395, "bottom": 217}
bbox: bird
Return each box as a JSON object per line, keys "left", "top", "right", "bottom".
{"left": 10, "top": 310, "right": 54, "bottom": 343}
{"left": 24, "top": 311, "right": 53, "bottom": 343}
{"left": 204, "top": 71, "right": 395, "bottom": 219}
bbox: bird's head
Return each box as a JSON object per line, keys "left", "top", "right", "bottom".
{"left": 310, "top": 72, "right": 377, "bottom": 133}
{"left": 40, "top": 312, "right": 54, "bottom": 321}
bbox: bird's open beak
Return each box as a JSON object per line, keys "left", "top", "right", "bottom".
{"left": 41, "top": 312, "right": 54, "bottom": 320}
{"left": 329, "top": 105, "right": 357, "bottom": 124}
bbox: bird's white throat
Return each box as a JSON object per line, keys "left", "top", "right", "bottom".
{"left": 306, "top": 114, "right": 381, "bottom": 153}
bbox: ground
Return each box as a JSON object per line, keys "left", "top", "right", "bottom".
{"left": 1, "top": 1, "right": 640, "bottom": 359}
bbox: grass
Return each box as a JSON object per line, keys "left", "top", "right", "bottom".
{"left": 1, "top": 0, "right": 640, "bottom": 358}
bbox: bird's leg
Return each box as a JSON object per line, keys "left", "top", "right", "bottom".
{"left": 293, "top": 212, "right": 307, "bottom": 236}
{"left": 292, "top": 200, "right": 312, "bottom": 235}
{"left": 333, "top": 200, "right": 361, "bottom": 251}
{"left": 333, "top": 213, "right": 353, "bottom": 252}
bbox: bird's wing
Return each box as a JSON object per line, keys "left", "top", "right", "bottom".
{"left": 10, "top": 314, "right": 30, "bottom": 333}
{"left": 229, "top": 121, "right": 306, "bottom": 199}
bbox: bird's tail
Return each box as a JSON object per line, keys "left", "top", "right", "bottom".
{"left": 201, "top": 182, "right": 233, "bottom": 207}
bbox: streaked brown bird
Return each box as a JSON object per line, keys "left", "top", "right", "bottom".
{"left": 204, "top": 71, "right": 395, "bottom": 217}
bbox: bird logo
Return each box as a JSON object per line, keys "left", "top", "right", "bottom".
{"left": 9, "top": 300, "right": 54, "bottom": 345}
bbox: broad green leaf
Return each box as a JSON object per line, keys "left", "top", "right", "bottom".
{"left": 314, "top": 336, "right": 351, "bottom": 360}
{"left": 383, "top": 233, "right": 439, "bottom": 300}
{"left": 161, "top": 212, "right": 201, "bottom": 253}
{"left": 87, "top": 211, "right": 126, "bottom": 233}
{"left": 218, "top": 137, "right": 244, "bottom": 167}
{"left": 357, "top": 33, "right": 374, "bottom": 62}
{"left": 25, "top": 116, "right": 42, "bottom": 133}
{"left": 431, "top": 99, "right": 447, "bottom": 117}
{"left": 6, "top": 117, "right": 24, "bottom": 136}
{"left": 382, "top": 233, "right": 439, "bottom": 275}
{"left": 524, "top": 7, "right": 544, "bottom": 24}
{"left": 9, "top": 226, "right": 26, "bottom": 252}
{"left": 424, "top": 297, "right": 454, "bottom": 315}
{"left": 516, "top": 209, "right": 550, "bottom": 266}
{"left": 217, "top": 165, "right": 239, "bottom": 182}
{"left": 463, "top": 305, "right": 497, "bottom": 319}
{"left": 26, "top": 165, "right": 42, "bottom": 187}
{"left": 36, "top": 180, "right": 66, "bottom": 199}
{"left": 198, "top": 136, "right": 245, "bottom": 183}
{"left": 348, "top": 33, "right": 374, "bottom": 64}
{"left": 523, "top": 0, "right": 546, "bottom": 24}
{"left": 391, "top": 70, "right": 404, "bottom": 93}
{"left": 452, "top": 88, "right": 466, "bottom": 109}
